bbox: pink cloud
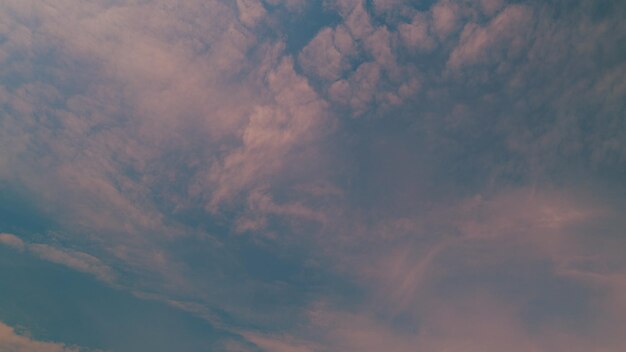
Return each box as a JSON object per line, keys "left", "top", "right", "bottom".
{"left": 448, "top": 4, "right": 533, "bottom": 69}
{"left": 206, "top": 57, "right": 331, "bottom": 210}
{"left": 242, "top": 332, "right": 316, "bottom": 352}
{"left": 299, "top": 27, "right": 353, "bottom": 81}
{"left": 0, "top": 232, "right": 25, "bottom": 250}
{"left": 399, "top": 12, "right": 436, "bottom": 52}
{"left": 29, "top": 244, "right": 117, "bottom": 283}
{"left": 432, "top": 1, "right": 460, "bottom": 39}
{"left": 0, "top": 233, "right": 117, "bottom": 284}
{"left": 236, "top": 0, "right": 267, "bottom": 28}
{"left": 0, "top": 321, "right": 80, "bottom": 352}
{"left": 480, "top": 0, "right": 505, "bottom": 17}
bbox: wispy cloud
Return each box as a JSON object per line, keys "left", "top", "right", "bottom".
{"left": 0, "top": 233, "right": 115, "bottom": 284}
{"left": 0, "top": 232, "right": 25, "bottom": 250}
{"left": 28, "top": 244, "right": 116, "bottom": 283}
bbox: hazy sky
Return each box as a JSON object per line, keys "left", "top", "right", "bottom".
{"left": 0, "top": 0, "right": 625, "bottom": 351}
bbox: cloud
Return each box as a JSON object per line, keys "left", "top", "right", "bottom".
{"left": 303, "top": 292, "right": 620, "bottom": 352}
{"left": 398, "top": 12, "right": 436, "bottom": 52}
{"left": 0, "top": 233, "right": 116, "bottom": 283}
{"left": 248, "top": 186, "right": 626, "bottom": 351}
{"left": 266, "top": 181, "right": 626, "bottom": 350}
{"left": 480, "top": 0, "right": 505, "bottom": 16}
{"left": 432, "top": 0, "right": 460, "bottom": 39}
{"left": 236, "top": 0, "right": 267, "bottom": 28}
{"left": 205, "top": 56, "right": 331, "bottom": 210}
{"left": 448, "top": 4, "right": 533, "bottom": 69}
{"left": 28, "top": 244, "right": 116, "bottom": 283}
{"left": 0, "top": 232, "right": 25, "bottom": 250}
{"left": 265, "top": 0, "right": 306, "bottom": 13}
{"left": 1, "top": 0, "right": 625, "bottom": 350}
{"left": 0, "top": 321, "right": 79, "bottom": 352}
{"left": 242, "top": 332, "right": 316, "bottom": 352}
{"left": 0, "top": 0, "right": 331, "bottom": 288}
{"left": 299, "top": 27, "right": 354, "bottom": 81}
{"left": 329, "top": 62, "right": 381, "bottom": 115}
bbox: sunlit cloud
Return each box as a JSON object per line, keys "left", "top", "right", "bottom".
{"left": 0, "top": 321, "right": 80, "bottom": 352}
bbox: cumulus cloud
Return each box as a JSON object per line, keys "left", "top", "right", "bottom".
{"left": 205, "top": 56, "right": 331, "bottom": 210}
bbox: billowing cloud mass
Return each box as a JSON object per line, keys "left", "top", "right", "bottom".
{"left": 0, "top": 0, "right": 625, "bottom": 351}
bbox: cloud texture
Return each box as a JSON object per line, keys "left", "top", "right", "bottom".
{"left": 0, "top": 0, "right": 625, "bottom": 351}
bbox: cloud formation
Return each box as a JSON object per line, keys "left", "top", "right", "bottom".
{"left": 0, "top": 321, "right": 79, "bottom": 352}
{"left": 0, "top": 233, "right": 25, "bottom": 250}
{"left": 0, "top": 233, "right": 115, "bottom": 283}
{"left": 0, "top": 0, "right": 625, "bottom": 350}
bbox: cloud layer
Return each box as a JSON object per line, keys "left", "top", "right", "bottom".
{"left": 0, "top": 0, "right": 625, "bottom": 351}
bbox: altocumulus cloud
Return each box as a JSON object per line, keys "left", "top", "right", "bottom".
{"left": 0, "top": 0, "right": 625, "bottom": 351}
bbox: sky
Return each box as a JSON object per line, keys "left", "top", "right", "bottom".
{"left": 0, "top": 0, "right": 625, "bottom": 351}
